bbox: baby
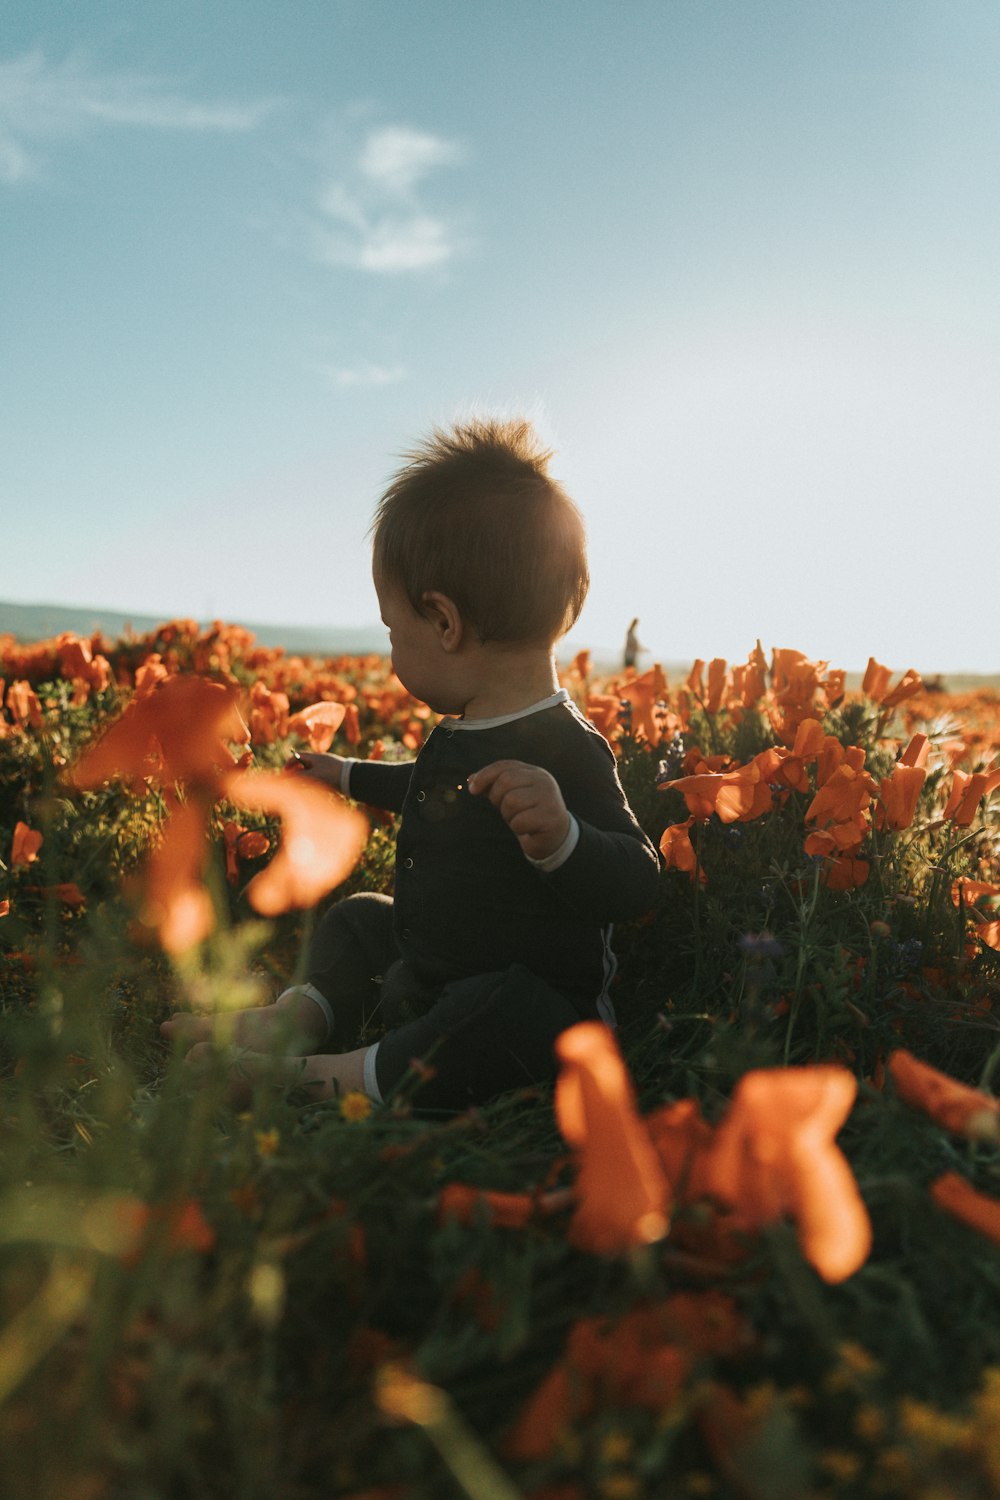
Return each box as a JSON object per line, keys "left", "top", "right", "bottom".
{"left": 163, "top": 418, "right": 660, "bottom": 1109}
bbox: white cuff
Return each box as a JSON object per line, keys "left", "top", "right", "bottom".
{"left": 526, "top": 814, "right": 580, "bottom": 873}
{"left": 340, "top": 758, "right": 358, "bottom": 796}
{"left": 362, "top": 1042, "right": 382, "bottom": 1101}
{"left": 278, "top": 982, "right": 334, "bottom": 1042}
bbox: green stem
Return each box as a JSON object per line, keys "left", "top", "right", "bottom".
{"left": 784, "top": 861, "right": 822, "bottom": 1065}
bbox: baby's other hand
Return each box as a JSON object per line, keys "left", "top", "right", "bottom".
{"left": 287, "top": 751, "right": 345, "bottom": 788}
{"left": 467, "top": 760, "right": 571, "bottom": 863}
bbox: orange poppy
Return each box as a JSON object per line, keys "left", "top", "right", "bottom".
{"left": 554, "top": 1022, "right": 670, "bottom": 1253}
{"left": 976, "top": 920, "right": 1000, "bottom": 951}
{"left": 704, "top": 1066, "right": 872, "bottom": 1283}
{"left": 584, "top": 693, "right": 624, "bottom": 740}
{"left": 506, "top": 1306, "right": 690, "bottom": 1461}
{"left": 436, "top": 1183, "right": 567, "bottom": 1230}
{"left": 875, "top": 762, "right": 927, "bottom": 831}
{"left": 645, "top": 1096, "right": 715, "bottom": 1202}
{"left": 950, "top": 878, "right": 1000, "bottom": 914}
{"left": 769, "top": 650, "right": 829, "bottom": 743}
{"left": 567, "top": 648, "right": 591, "bottom": 684}
{"left": 57, "top": 634, "right": 112, "bottom": 694}
{"left": 135, "top": 798, "right": 215, "bottom": 954}
{"left": 11, "top": 820, "right": 43, "bottom": 867}
{"left": 862, "top": 657, "right": 893, "bottom": 702}
{"left": 774, "top": 718, "right": 826, "bottom": 791}
{"left": 730, "top": 642, "right": 768, "bottom": 709}
{"left": 899, "top": 732, "right": 930, "bottom": 769}
{"left": 666, "top": 761, "right": 772, "bottom": 824}
{"left": 6, "top": 680, "right": 43, "bottom": 730}
{"left": 881, "top": 667, "right": 923, "bottom": 709}
{"left": 824, "top": 668, "right": 847, "bottom": 706}
{"left": 248, "top": 680, "right": 290, "bottom": 745}
{"left": 615, "top": 663, "right": 668, "bottom": 746}
{"left": 805, "top": 763, "right": 877, "bottom": 830}
{"left": 659, "top": 818, "right": 704, "bottom": 882}
{"left": 72, "top": 675, "right": 249, "bottom": 794}
{"left": 823, "top": 852, "right": 871, "bottom": 890}
{"left": 34, "top": 883, "right": 87, "bottom": 908}
{"left": 342, "top": 702, "right": 361, "bottom": 746}
{"left": 706, "top": 658, "right": 728, "bottom": 714}
{"left": 224, "top": 770, "right": 368, "bottom": 915}
{"left": 686, "top": 659, "right": 705, "bottom": 699}
{"left": 943, "top": 767, "right": 1000, "bottom": 826}
{"left": 117, "top": 1195, "right": 216, "bottom": 1265}
{"left": 888, "top": 1049, "right": 1000, "bottom": 1142}
{"left": 931, "top": 1173, "right": 1000, "bottom": 1249}
{"left": 287, "top": 700, "right": 347, "bottom": 754}
{"left": 134, "top": 655, "right": 170, "bottom": 696}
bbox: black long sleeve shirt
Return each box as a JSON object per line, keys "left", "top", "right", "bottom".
{"left": 347, "top": 690, "right": 660, "bottom": 1015}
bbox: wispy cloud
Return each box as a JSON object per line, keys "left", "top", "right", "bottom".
{"left": 312, "top": 124, "right": 467, "bottom": 274}
{"left": 319, "top": 361, "right": 407, "bottom": 389}
{"left": 0, "top": 49, "right": 272, "bottom": 183}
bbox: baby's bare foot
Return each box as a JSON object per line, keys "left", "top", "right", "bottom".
{"left": 161, "top": 1006, "right": 295, "bottom": 1053}
{"left": 182, "top": 1042, "right": 310, "bottom": 1109}
{"left": 160, "top": 1012, "right": 215, "bottom": 1049}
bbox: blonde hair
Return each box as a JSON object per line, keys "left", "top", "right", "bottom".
{"left": 371, "top": 417, "right": 589, "bottom": 644}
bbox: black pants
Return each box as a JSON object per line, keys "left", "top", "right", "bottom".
{"left": 306, "top": 893, "right": 587, "bottom": 1111}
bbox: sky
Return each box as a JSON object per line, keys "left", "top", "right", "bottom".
{"left": 2, "top": 0, "right": 999, "bottom": 675}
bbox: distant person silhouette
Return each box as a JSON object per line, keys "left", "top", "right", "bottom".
{"left": 623, "top": 617, "right": 643, "bottom": 673}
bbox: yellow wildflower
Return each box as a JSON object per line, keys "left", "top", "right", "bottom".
{"left": 898, "top": 1398, "right": 973, "bottom": 1451}
{"left": 600, "top": 1430, "right": 633, "bottom": 1465}
{"left": 744, "top": 1380, "right": 778, "bottom": 1421}
{"left": 340, "top": 1090, "right": 373, "bottom": 1122}
{"left": 683, "top": 1474, "right": 714, "bottom": 1496}
{"left": 255, "top": 1127, "right": 281, "bottom": 1158}
{"left": 600, "top": 1475, "right": 639, "bottom": 1500}
{"left": 819, "top": 1449, "right": 862, "bottom": 1483}
{"left": 838, "top": 1341, "right": 880, "bottom": 1378}
{"left": 854, "top": 1403, "right": 886, "bottom": 1443}
{"left": 875, "top": 1446, "right": 914, "bottom": 1484}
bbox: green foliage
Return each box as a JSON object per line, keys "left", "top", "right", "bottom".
{"left": 1, "top": 644, "right": 1000, "bottom": 1498}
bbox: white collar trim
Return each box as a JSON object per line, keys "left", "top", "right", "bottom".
{"left": 441, "top": 687, "right": 570, "bottom": 732}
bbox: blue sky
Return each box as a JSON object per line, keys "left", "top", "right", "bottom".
{"left": 3, "top": 1, "right": 998, "bottom": 673}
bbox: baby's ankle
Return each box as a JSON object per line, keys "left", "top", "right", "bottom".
{"left": 275, "top": 983, "right": 335, "bottom": 1046}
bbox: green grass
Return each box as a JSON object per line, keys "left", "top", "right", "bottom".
{"left": 2, "top": 632, "right": 1000, "bottom": 1498}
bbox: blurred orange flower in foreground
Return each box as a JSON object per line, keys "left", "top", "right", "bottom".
{"left": 704, "top": 1066, "right": 871, "bottom": 1283}
{"left": 555, "top": 1023, "right": 671, "bottom": 1252}
{"left": 71, "top": 675, "right": 249, "bottom": 794}
{"left": 224, "top": 770, "right": 368, "bottom": 916}
{"left": 134, "top": 799, "right": 216, "bottom": 954}
{"left": 552, "top": 1024, "right": 870, "bottom": 1283}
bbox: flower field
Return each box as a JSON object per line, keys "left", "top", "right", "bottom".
{"left": 2, "top": 618, "right": 1000, "bottom": 1500}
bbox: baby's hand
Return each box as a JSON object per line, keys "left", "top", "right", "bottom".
{"left": 287, "top": 751, "right": 345, "bottom": 788}
{"left": 468, "top": 760, "right": 571, "bottom": 863}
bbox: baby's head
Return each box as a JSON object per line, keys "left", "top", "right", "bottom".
{"left": 371, "top": 417, "right": 588, "bottom": 648}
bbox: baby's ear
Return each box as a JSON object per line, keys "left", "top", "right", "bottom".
{"left": 420, "top": 592, "right": 464, "bottom": 652}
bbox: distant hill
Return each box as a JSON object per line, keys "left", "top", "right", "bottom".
{"left": 0, "top": 598, "right": 387, "bottom": 657}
